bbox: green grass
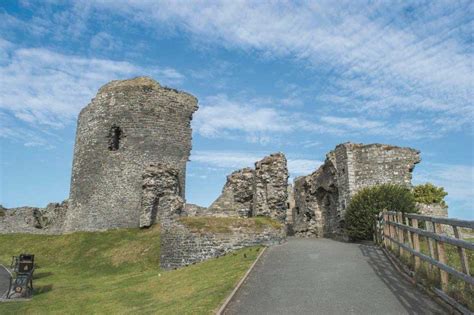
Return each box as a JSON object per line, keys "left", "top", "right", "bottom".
{"left": 178, "top": 216, "right": 282, "bottom": 234}
{"left": 0, "top": 225, "right": 262, "bottom": 314}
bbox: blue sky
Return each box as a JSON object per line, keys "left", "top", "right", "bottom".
{"left": 0, "top": 1, "right": 473, "bottom": 219}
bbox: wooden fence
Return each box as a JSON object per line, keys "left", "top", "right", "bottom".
{"left": 375, "top": 211, "right": 473, "bottom": 311}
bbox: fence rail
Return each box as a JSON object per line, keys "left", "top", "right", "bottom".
{"left": 375, "top": 211, "right": 473, "bottom": 312}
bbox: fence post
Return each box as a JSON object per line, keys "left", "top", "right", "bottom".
{"left": 427, "top": 221, "right": 437, "bottom": 273}
{"left": 405, "top": 216, "right": 414, "bottom": 266}
{"left": 383, "top": 212, "right": 389, "bottom": 249}
{"left": 373, "top": 214, "right": 378, "bottom": 245}
{"left": 389, "top": 214, "right": 396, "bottom": 252}
{"left": 453, "top": 226, "right": 470, "bottom": 276}
{"left": 434, "top": 223, "right": 449, "bottom": 292}
{"left": 397, "top": 212, "right": 405, "bottom": 258}
{"left": 411, "top": 218, "right": 421, "bottom": 273}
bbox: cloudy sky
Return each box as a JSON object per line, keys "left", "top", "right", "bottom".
{"left": 0, "top": 1, "right": 472, "bottom": 219}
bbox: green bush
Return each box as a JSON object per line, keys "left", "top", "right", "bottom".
{"left": 345, "top": 184, "right": 417, "bottom": 240}
{"left": 413, "top": 183, "right": 448, "bottom": 206}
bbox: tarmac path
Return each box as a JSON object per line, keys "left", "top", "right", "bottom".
{"left": 0, "top": 265, "right": 11, "bottom": 299}
{"left": 224, "top": 238, "right": 446, "bottom": 315}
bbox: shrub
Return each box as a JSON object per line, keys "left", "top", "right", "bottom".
{"left": 345, "top": 184, "right": 417, "bottom": 240}
{"left": 413, "top": 183, "right": 448, "bottom": 206}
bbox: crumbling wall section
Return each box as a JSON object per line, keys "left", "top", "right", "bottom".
{"left": 293, "top": 142, "right": 420, "bottom": 238}
{"left": 160, "top": 219, "right": 285, "bottom": 269}
{"left": 157, "top": 162, "right": 285, "bottom": 269}
{"left": 253, "top": 153, "right": 289, "bottom": 221}
{"left": 0, "top": 201, "right": 68, "bottom": 234}
{"left": 416, "top": 203, "right": 448, "bottom": 217}
{"left": 293, "top": 158, "right": 339, "bottom": 237}
{"left": 140, "top": 164, "right": 182, "bottom": 227}
{"left": 207, "top": 168, "right": 255, "bottom": 217}
{"left": 207, "top": 153, "right": 289, "bottom": 222}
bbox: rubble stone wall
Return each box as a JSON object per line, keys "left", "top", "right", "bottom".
{"left": 293, "top": 142, "right": 420, "bottom": 238}
{"left": 160, "top": 219, "right": 285, "bottom": 269}
{"left": 207, "top": 168, "right": 255, "bottom": 217}
{"left": 416, "top": 203, "right": 448, "bottom": 217}
{"left": 65, "top": 77, "right": 198, "bottom": 232}
{"left": 253, "top": 153, "right": 289, "bottom": 221}
{"left": 207, "top": 153, "right": 289, "bottom": 222}
{"left": 0, "top": 201, "right": 68, "bottom": 234}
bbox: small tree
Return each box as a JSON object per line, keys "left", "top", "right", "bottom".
{"left": 413, "top": 183, "right": 448, "bottom": 206}
{"left": 345, "top": 184, "right": 417, "bottom": 240}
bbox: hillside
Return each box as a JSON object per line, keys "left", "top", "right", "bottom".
{"left": 0, "top": 225, "right": 261, "bottom": 314}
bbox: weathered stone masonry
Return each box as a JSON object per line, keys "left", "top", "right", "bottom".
{"left": 152, "top": 163, "right": 285, "bottom": 269}
{"left": 64, "top": 77, "right": 198, "bottom": 232}
{"left": 208, "top": 153, "right": 289, "bottom": 222}
{"left": 293, "top": 142, "right": 420, "bottom": 238}
{"left": 0, "top": 202, "right": 68, "bottom": 234}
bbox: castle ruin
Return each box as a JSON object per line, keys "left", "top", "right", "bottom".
{"left": 208, "top": 153, "right": 289, "bottom": 221}
{"left": 1, "top": 76, "right": 448, "bottom": 269}
{"left": 292, "top": 142, "right": 421, "bottom": 238}
{"left": 64, "top": 77, "right": 198, "bottom": 231}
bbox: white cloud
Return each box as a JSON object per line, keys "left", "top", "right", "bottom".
{"left": 88, "top": 0, "right": 473, "bottom": 136}
{"left": 0, "top": 42, "right": 185, "bottom": 144}
{"left": 414, "top": 163, "right": 474, "bottom": 203}
{"left": 413, "top": 162, "right": 474, "bottom": 218}
{"left": 193, "top": 94, "right": 295, "bottom": 139}
{"left": 191, "top": 151, "right": 262, "bottom": 169}
{"left": 191, "top": 150, "right": 321, "bottom": 177}
{"left": 90, "top": 32, "right": 121, "bottom": 51}
{"left": 287, "top": 159, "right": 323, "bottom": 176}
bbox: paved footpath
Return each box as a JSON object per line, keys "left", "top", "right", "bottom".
{"left": 0, "top": 265, "right": 11, "bottom": 299}
{"left": 224, "top": 238, "right": 446, "bottom": 315}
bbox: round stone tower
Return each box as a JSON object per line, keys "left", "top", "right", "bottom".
{"left": 64, "top": 77, "right": 198, "bottom": 231}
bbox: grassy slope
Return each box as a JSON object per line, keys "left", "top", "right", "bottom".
{"left": 0, "top": 226, "right": 261, "bottom": 314}
{"left": 179, "top": 216, "right": 282, "bottom": 233}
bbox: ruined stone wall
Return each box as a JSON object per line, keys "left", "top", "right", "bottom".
{"left": 156, "top": 162, "right": 285, "bottom": 269}
{"left": 65, "top": 77, "right": 198, "bottom": 232}
{"left": 293, "top": 142, "right": 420, "bottom": 238}
{"left": 253, "top": 153, "right": 289, "bottom": 221}
{"left": 0, "top": 201, "right": 68, "bottom": 234}
{"left": 160, "top": 219, "right": 285, "bottom": 269}
{"left": 416, "top": 203, "right": 448, "bottom": 217}
{"left": 293, "top": 157, "right": 339, "bottom": 237}
{"left": 207, "top": 168, "right": 255, "bottom": 217}
{"left": 140, "top": 163, "right": 183, "bottom": 228}
{"left": 207, "top": 153, "right": 289, "bottom": 222}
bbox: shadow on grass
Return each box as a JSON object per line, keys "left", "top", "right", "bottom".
{"left": 35, "top": 284, "right": 53, "bottom": 295}
{"left": 358, "top": 244, "right": 445, "bottom": 315}
{"left": 34, "top": 272, "right": 53, "bottom": 280}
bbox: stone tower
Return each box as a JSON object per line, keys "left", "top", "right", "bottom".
{"left": 64, "top": 77, "right": 198, "bottom": 232}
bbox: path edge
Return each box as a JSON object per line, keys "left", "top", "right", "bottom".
{"left": 0, "top": 264, "right": 12, "bottom": 301}
{"left": 215, "top": 246, "right": 267, "bottom": 315}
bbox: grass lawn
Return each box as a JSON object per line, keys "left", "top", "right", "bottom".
{"left": 178, "top": 216, "right": 282, "bottom": 233}
{"left": 0, "top": 225, "right": 261, "bottom": 314}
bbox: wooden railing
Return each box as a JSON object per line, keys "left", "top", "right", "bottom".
{"left": 375, "top": 211, "right": 473, "bottom": 312}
